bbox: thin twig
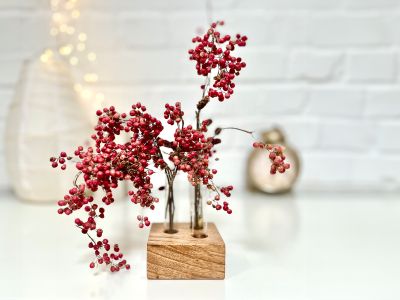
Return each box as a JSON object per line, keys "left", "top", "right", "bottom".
{"left": 73, "top": 171, "right": 83, "bottom": 188}
{"left": 219, "top": 127, "right": 254, "bottom": 136}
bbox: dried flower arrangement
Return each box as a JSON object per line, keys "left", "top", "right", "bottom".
{"left": 49, "top": 21, "right": 290, "bottom": 273}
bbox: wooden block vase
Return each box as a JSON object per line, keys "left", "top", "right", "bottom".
{"left": 147, "top": 222, "right": 225, "bottom": 279}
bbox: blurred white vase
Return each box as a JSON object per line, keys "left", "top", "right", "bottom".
{"left": 4, "top": 58, "right": 93, "bottom": 201}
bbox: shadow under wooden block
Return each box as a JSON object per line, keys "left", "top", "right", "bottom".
{"left": 147, "top": 223, "right": 225, "bottom": 279}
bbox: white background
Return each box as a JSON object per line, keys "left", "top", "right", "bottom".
{"left": 0, "top": 0, "right": 400, "bottom": 193}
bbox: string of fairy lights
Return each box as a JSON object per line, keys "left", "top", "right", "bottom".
{"left": 39, "top": 0, "right": 105, "bottom": 110}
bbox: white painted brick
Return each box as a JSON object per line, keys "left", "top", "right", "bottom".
{"left": 347, "top": 52, "right": 396, "bottom": 82}
{"left": 0, "top": 0, "right": 398, "bottom": 193}
{"left": 0, "top": 13, "right": 23, "bottom": 52}
{"left": 80, "top": 0, "right": 205, "bottom": 11}
{"left": 377, "top": 123, "right": 400, "bottom": 151}
{"left": 344, "top": 0, "right": 399, "bottom": 9}
{"left": 167, "top": 13, "right": 208, "bottom": 47}
{"left": 170, "top": 12, "right": 308, "bottom": 47}
{"left": 351, "top": 155, "right": 400, "bottom": 183}
{"left": 118, "top": 12, "right": 168, "bottom": 48}
{"left": 366, "top": 89, "right": 400, "bottom": 117}
{"left": 309, "top": 15, "right": 392, "bottom": 46}
{"left": 309, "top": 88, "right": 363, "bottom": 117}
{"left": 256, "top": 87, "right": 307, "bottom": 114}
{"left": 265, "top": 14, "right": 308, "bottom": 46}
{"left": 279, "top": 120, "right": 320, "bottom": 149}
{"left": 22, "top": 11, "right": 52, "bottom": 54}
{"left": 300, "top": 153, "right": 400, "bottom": 187}
{"left": 236, "top": 0, "right": 340, "bottom": 10}
{"left": 301, "top": 153, "right": 357, "bottom": 182}
{"left": 0, "top": 11, "right": 51, "bottom": 55}
{"left": 389, "top": 17, "right": 400, "bottom": 47}
{"left": 0, "top": 0, "right": 38, "bottom": 8}
{"left": 237, "top": 49, "right": 287, "bottom": 81}
{"left": 321, "top": 122, "right": 375, "bottom": 150}
{"left": 218, "top": 12, "right": 275, "bottom": 46}
{"left": 202, "top": 86, "right": 307, "bottom": 120}
{"left": 96, "top": 50, "right": 179, "bottom": 83}
{"left": 81, "top": 0, "right": 340, "bottom": 13}
{"left": 290, "top": 50, "right": 342, "bottom": 80}
{"left": 34, "top": 0, "right": 50, "bottom": 8}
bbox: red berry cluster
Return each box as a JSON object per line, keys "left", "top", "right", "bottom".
{"left": 188, "top": 21, "right": 247, "bottom": 103}
{"left": 137, "top": 215, "right": 151, "bottom": 228}
{"left": 87, "top": 240, "right": 130, "bottom": 272}
{"left": 51, "top": 103, "right": 165, "bottom": 272}
{"left": 207, "top": 190, "right": 233, "bottom": 215}
{"left": 129, "top": 190, "right": 159, "bottom": 211}
{"left": 206, "top": 187, "right": 233, "bottom": 214}
{"left": 164, "top": 102, "right": 184, "bottom": 126}
{"left": 200, "top": 119, "right": 211, "bottom": 132}
{"left": 253, "top": 143, "right": 291, "bottom": 174}
{"left": 57, "top": 184, "right": 92, "bottom": 215}
{"left": 50, "top": 21, "right": 288, "bottom": 274}
{"left": 49, "top": 151, "right": 71, "bottom": 170}
{"left": 58, "top": 182, "right": 130, "bottom": 271}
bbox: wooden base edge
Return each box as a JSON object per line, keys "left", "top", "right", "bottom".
{"left": 146, "top": 223, "right": 225, "bottom": 280}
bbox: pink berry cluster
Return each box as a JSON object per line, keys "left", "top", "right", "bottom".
{"left": 50, "top": 151, "right": 71, "bottom": 170}
{"left": 55, "top": 181, "right": 130, "bottom": 271}
{"left": 164, "top": 102, "right": 184, "bottom": 125}
{"left": 137, "top": 215, "right": 151, "bottom": 228}
{"left": 50, "top": 21, "right": 287, "bottom": 273}
{"left": 253, "top": 142, "right": 291, "bottom": 174}
{"left": 189, "top": 21, "right": 247, "bottom": 103}
{"left": 206, "top": 188, "right": 233, "bottom": 214}
{"left": 88, "top": 240, "right": 130, "bottom": 272}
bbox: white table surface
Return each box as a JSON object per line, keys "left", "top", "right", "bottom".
{"left": 1, "top": 190, "right": 399, "bottom": 300}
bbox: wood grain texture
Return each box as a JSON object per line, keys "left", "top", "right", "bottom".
{"left": 147, "top": 223, "right": 225, "bottom": 280}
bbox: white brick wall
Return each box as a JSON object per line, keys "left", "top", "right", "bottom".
{"left": 347, "top": 51, "right": 396, "bottom": 81}
{"left": 0, "top": 0, "right": 400, "bottom": 192}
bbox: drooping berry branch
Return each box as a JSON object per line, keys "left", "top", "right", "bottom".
{"left": 49, "top": 21, "right": 289, "bottom": 272}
